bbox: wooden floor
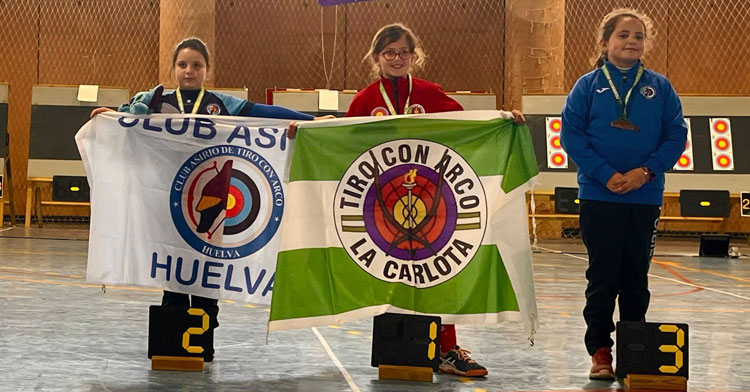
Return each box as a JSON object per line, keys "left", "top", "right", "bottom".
{"left": 1, "top": 225, "right": 749, "bottom": 391}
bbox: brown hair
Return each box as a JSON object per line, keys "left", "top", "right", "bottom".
{"left": 364, "top": 23, "right": 425, "bottom": 79}
{"left": 592, "top": 8, "right": 654, "bottom": 68}
{"left": 172, "top": 37, "right": 211, "bottom": 68}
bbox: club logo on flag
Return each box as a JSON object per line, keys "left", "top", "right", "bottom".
{"left": 170, "top": 145, "right": 284, "bottom": 259}
{"left": 334, "top": 140, "right": 487, "bottom": 287}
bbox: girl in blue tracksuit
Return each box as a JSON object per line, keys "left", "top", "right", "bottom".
{"left": 560, "top": 8, "right": 687, "bottom": 381}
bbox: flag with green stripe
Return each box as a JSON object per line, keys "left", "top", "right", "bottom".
{"left": 269, "top": 111, "right": 539, "bottom": 336}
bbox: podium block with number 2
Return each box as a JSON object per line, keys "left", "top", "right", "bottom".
{"left": 148, "top": 305, "right": 218, "bottom": 363}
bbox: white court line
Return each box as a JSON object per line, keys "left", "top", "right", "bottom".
{"left": 541, "top": 246, "right": 750, "bottom": 302}
{"left": 0, "top": 227, "right": 14, "bottom": 233}
{"left": 648, "top": 275, "right": 750, "bottom": 301}
{"left": 59, "top": 350, "right": 140, "bottom": 367}
{"left": 312, "top": 327, "right": 361, "bottom": 392}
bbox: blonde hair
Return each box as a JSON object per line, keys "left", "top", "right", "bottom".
{"left": 592, "top": 8, "right": 655, "bottom": 68}
{"left": 364, "top": 23, "right": 426, "bottom": 79}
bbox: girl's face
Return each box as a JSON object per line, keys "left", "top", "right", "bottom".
{"left": 376, "top": 35, "right": 413, "bottom": 79}
{"left": 174, "top": 48, "right": 208, "bottom": 90}
{"left": 601, "top": 16, "right": 645, "bottom": 68}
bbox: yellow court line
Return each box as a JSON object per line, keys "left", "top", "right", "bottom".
{"left": 0, "top": 274, "right": 160, "bottom": 292}
{"left": 1, "top": 266, "right": 84, "bottom": 279}
{"left": 0, "top": 249, "right": 88, "bottom": 257}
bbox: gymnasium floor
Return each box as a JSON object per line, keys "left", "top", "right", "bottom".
{"left": 1, "top": 225, "right": 748, "bottom": 391}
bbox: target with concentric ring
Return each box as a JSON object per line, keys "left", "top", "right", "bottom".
{"left": 170, "top": 145, "right": 284, "bottom": 259}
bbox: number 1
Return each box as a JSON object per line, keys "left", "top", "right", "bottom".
{"left": 427, "top": 322, "right": 437, "bottom": 360}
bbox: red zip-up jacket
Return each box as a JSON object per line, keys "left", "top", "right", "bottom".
{"left": 346, "top": 75, "right": 463, "bottom": 117}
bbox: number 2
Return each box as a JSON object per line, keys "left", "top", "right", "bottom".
{"left": 742, "top": 198, "right": 749, "bottom": 209}
{"left": 658, "top": 324, "right": 685, "bottom": 374}
{"left": 182, "top": 308, "right": 209, "bottom": 354}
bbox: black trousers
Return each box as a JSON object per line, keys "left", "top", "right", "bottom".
{"left": 579, "top": 199, "right": 660, "bottom": 355}
{"left": 162, "top": 291, "right": 218, "bottom": 310}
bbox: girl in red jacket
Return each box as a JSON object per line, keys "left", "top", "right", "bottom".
{"left": 347, "top": 23, "right": 524, "bottom": 377}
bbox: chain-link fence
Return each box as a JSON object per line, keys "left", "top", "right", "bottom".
{"left": 215, "top": 0, "right": 507, "bottom": 106}
{"left": 564, "top": 0, "right": 750, "bottom": 94}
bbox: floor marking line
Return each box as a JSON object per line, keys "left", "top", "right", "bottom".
{"left": 654, "top": 262, "right": 704, "bottom": 297}
{"left": 0, "top": 275, "right": 160, "bottom": 292}
{"left": 653, "top": 258, "right": 750, "bottom": 283}
{"left": 312, "top": 327, "right": 360, "bottom": 392}
{"left": 545, "top": 247, "right": 750, "bottom": 302}
{"left": 649, "top": 274, "right": 750, "bottom": 301}
{"left": 58, "top": 350, "right": 140, "bottom": 367}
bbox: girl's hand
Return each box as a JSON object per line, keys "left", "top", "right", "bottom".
{"left": 511, "top": 109, "right": 526, "bottom": 125}
{"left": 607, "top": 168, "right": 648, "bottom": 194}
{"left": 287, "top": 115, "right": 336, "bottom": 139}
{"left": 90, "top": 107, "right": 114, "bottom": 119}
{"left": 287, "top": 122, "right": 298, "bottom": 140}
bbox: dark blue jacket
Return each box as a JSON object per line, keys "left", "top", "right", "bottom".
{"left": 561, "top": 60, "right": 687, "bottom": 205}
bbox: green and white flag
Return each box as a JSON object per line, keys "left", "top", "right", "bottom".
{"left": 269, "top": 111, "right": 539, "bottom": 336}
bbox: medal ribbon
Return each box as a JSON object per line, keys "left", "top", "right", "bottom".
{"left": 176, "top": 88, "right": 205, "bottom": 114}
{"left": 378, "top": 74, "right": 412, "bottom": 115}
{"left": 601, "top": 64, "right": 644, "bottom": 121}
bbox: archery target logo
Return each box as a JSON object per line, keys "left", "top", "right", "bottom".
{"left": 334, "top": 140, "right": 486, "bottom": 287}
{"left": 407, "top": 104, "right": 425, "bottom": 114}
{"left": 371, "top": 107, "right": 389, "bottom": 116}
{"left": 170, "top": 145, "right": 284, "bottom": 259}
{"left": 206, "top": 103, "right": 221, "bottom": 115}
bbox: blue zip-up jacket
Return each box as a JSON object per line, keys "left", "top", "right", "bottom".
{"left": 560, "top": 60, "right": 687, "bottom": 205}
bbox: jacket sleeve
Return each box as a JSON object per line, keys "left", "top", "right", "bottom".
{"left": 214, "top": 92, "right": 251, "bottom": 116}
{"left": 345, "top": 90, "right": 369, "bottom": 117}
{"left": 560, "top": 77, "right": 617, "bottom": 186}
{"left": 642, "top": 81, "right": 688, "bottom": 176}
{"left": 433, "top": 84, "right": 463, "bottom": 112}
{"left": 247, "top": 103, "right": 314, "bottom": 121}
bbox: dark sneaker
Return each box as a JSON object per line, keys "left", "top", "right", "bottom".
{"left": 439, "top": 346, "right": 488, "bottom": 377}
{"left": 589, "top": 347, "right": 615, "bottom": 380}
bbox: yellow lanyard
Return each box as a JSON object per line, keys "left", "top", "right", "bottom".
{"left": 176, "top": 88, "right": 205, "bottom": 114}
{"left": 601, "top": 64, "right": 644, "bottom": 120}
{"left": 378, "top": 74, "right": 412, "bottom": 115}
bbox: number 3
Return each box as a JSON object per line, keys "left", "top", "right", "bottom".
{"left": 658, "top": 324, "right": 685, "bottom": 374}
{"left": 182, "top": 308, "right": 210, "bottom": 354}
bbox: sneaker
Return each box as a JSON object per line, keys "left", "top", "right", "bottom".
{"left": 589, "top": 347, "right": 615, "bottom": 380}
{"left": 439, "top": 346, "right": 488, "bottom": 377}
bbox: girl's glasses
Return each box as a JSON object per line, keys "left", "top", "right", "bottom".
{"left": 380, "top": 50, "right": 413, "bottom": 61}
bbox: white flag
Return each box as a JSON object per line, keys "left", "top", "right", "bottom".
{"left": 76, "top": 112, "right": 294, "bottom": 304}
